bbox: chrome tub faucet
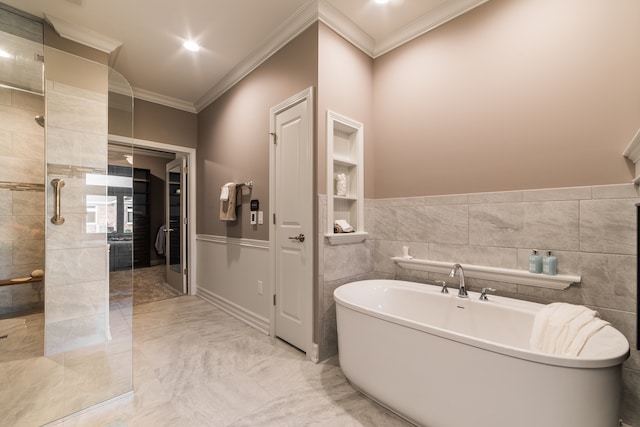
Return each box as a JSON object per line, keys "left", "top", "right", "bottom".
{"left": 449, "top": 263, "right": 468, "bottom": 298}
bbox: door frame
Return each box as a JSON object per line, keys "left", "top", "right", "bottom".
{"left": 268, "top": 87, "right": 314, "bottom": 360}
{"left": 108, "top": 134, "right": 197, "bottom": 296}
{"left": 165, "top": 157, "right": 187, "bottom": 294}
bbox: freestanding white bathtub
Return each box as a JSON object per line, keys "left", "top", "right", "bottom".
{"left": 334, "top": 279, "right": 630, "bottom": 427}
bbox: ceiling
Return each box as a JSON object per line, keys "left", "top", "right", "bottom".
{"left": 4, "top": 0, "right": 489, "bottom": 112}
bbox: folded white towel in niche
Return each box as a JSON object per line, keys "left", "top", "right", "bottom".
{"left": 529, "top": 302, "right": 610, "bottom": 357}
{"left": 334, "top": 219, "right": 354, "bottom": 233}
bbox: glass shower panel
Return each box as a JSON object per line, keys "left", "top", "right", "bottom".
{"left": 0, "top": 6, "right": 44, "bottom": 94}
{"left": 0, "top": 23, "right": 45, "bottom": 320}
{"left": 0, "top": 3, "right": 134, "bottom": 423}
{"left": 0, "top": 6, "right": 48, "bottom": 426}
{"left": 45, "top": 56, "right": 134, "bottom": 421}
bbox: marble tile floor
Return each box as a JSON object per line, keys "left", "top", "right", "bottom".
{"left": 110, "top": 265, "right": 182, "bottom": 310}
{"left": 0, "top": 304, "right": 133, "bottom": 427}
{"left": 49, "top": 296, "right": 412, "bottom": 427}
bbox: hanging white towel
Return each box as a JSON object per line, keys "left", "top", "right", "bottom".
{"left": 220, "top": 182, "right": 234, "bottom": 201}
{"left": 529, "top": 302, "right": 610, "bottom": 357}
{"left": 220, "top": 183, "right": 240, "bottom": 221}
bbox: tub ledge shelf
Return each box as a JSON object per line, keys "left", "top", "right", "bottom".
{"left": 391, "top": 257, "right": 580, "bottom": 290}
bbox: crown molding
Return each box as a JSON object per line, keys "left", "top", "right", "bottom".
{"left": 194, "top": 0, "right": 491, "bottom": 110}
{"left": 48, "top": 0, "right": 490, "bottom": 113}
{"left": 317, "top": 0, "right": 375, "bottom": 57}
{"left": 133, "top": 87, "right": 197, "bottom": 113}
{"left": 44, "top": 13, "right": 122, "bottom": 53}
{"left": 373, "top": 0, "right": 491, "bottom": 58}
{"left": 194, "top": 0, "right": 318, "bottom": 112}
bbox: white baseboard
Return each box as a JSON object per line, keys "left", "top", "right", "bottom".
{"left": 197, "top": 287, "right": 269, "bottom": 335}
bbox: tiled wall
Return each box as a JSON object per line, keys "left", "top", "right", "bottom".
{"left": 0, "top": 87, "right": 45, "bottom": 317}
{"left": 317, "top": 195, "right": 375, "bottom": 361}
{"left": 45, "top": 57, "right": 109, "bottom": 355}
{"left": 319, "top": 183, "right": 639, "bottom": 425}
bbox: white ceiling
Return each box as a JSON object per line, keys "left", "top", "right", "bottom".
{"left": 4, "top": 0, "right": 489, "bottom": 112}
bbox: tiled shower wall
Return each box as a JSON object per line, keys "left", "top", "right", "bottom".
{"left": 319, "top": 183, "right": 639, "bottom": 425}
{"left": 0, "top": 87, "right": 45, "bottom": 317}
{"left": 44, "top": 49, "right": 109, "bottom": 355}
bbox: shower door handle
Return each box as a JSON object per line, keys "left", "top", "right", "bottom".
{"left": 51, "top": 179, "right": 65, "bottom": 225}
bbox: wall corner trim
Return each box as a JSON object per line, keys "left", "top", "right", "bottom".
{"left": 622, "top": 128, "right": 640, "bottom": 184}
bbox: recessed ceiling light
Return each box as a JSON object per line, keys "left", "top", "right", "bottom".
{"left": 0, "top": 49, "right": 11, "bottom": 58}
{"left": 374, "top": 0, "right": 389, "bottom": 4}
{"left": 183, "top": 40, "right": 200, "bottom": 52}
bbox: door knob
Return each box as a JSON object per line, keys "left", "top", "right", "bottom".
{"left": 288, "top": 233, "right": 305, "bottom": 243}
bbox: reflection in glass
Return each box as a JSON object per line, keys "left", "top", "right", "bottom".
{"left": 124, "top": 195, "right": 133, "bottom": 233}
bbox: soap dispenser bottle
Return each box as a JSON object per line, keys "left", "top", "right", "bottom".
{"left": 543, "top": 251, "right": 557, "bottom": 275}
{"left": 529, "top": 250, "right": 542, "bottom": 274}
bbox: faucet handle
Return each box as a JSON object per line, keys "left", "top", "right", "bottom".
{"left": 479, "top": 288, "right": 496, "bottom": 301}
{"left": 435, "top": 280, "right": 449, "bottom": 294}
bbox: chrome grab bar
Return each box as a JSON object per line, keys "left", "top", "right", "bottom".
{"left": 50, "top": 178, "right": 65, "bottom": 225}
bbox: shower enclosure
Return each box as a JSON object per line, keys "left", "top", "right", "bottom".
{"left": 0, "top": 4, "right": 134, "bottom": 425}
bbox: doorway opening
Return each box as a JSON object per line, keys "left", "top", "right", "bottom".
{"left": 108, "top": 139, "right": 194, "bottom": 308}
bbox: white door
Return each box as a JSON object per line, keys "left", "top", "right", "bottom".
{"left": 165, "top": 157, "right": 187, "bottom": 294}
{"left": 270, "top": 88, "right": 314, "bottom": 353}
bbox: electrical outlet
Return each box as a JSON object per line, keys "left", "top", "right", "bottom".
{"left": 257, "top": 280, "right": 263, "bottom": 295}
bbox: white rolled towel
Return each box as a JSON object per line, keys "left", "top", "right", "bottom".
{"left": 336, "top": 173, "right": 347, "bottom": 196}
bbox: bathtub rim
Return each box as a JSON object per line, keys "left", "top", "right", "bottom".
{"left": 334, "top": 279, "right": 630, "bottom": 369}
